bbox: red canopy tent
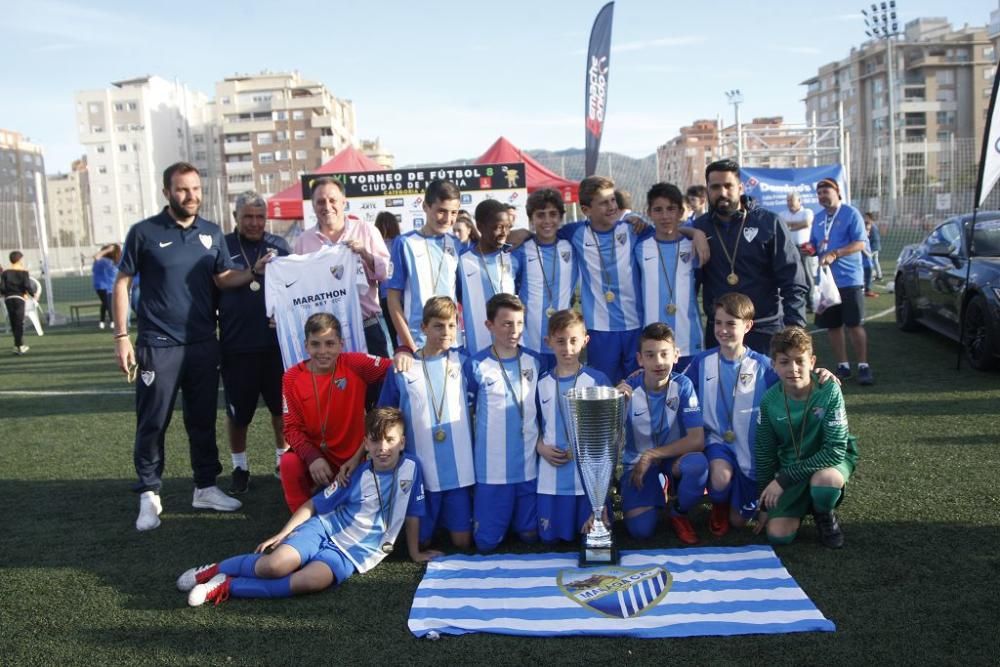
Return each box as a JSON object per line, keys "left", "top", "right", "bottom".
{"left": 267, "top": 146, "right": 385, "bottom": 219}
{"left": 474, "top": 137, "right": 578, "bottom": 203}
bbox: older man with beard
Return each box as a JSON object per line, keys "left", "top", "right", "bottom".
{"left": 693, "top": 159, "right": 807, "bottom": 355}
{"left": 114, "top": 162, "right": 273, "bottom": 531}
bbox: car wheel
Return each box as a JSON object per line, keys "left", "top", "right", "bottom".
{"left": 894, "top": 277, "right": 920, "bottom": 332}
{"left": 962, "top": 294, "right": 998, "bottom": 371}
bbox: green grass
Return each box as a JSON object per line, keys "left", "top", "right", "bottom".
{"left": 1, "top": 312, "right": 999, "bottom": 666}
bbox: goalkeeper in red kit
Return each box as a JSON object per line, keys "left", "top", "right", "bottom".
{"left": 280, "top": 312, "right": 390, "bottom": 512}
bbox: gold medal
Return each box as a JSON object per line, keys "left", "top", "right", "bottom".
{"left": 666, "top": 303, "right": 677, "bottom": 315}
{"left": 381, "top": 542, "right": 394, "bottom": 554}
{"left": 726, "top": 272, "right": 739, "bottom": 286}
{"left": 249, "top": 279, "right": 261, "bottom": 292}
{"left": 605, "top": 290, "right": 615, "bottom": 303}
{"left": 723, "top": 430, "right": 736, "bottom": 443}
{"left": 434, "top": 429, "right": 446, "bottom": 442}
{"left": 546, "top": 307, "right": 556, "bottom": 318}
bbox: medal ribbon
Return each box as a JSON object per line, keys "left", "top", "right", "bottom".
{"left": 712, "top": 214, "right": 747, "bottom": 280}
{"left": 655, "top": 240, "right": 680, "bottom": 309}
{"left": 492, "top": 346, "right": 524, "bottom": 421}
{"left": 716, "top": 353, "right": 745, "bottom": 441}
{"left": 309, "top": 363, "right": 338, "bottom": 451}
{"left": 534, "top": 242, "right": 558, "bottom": 308}
{"left": 781, "top": 380, "right": 815, "bottom": 461}
{"left": 588, "top": 224, "right": 617, "bottom": 299}
{"left": 419, "top": 350, "right": 450, "bottom": 435}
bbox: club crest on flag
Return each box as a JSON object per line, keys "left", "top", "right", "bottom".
{"left": 561, "top": 250, "right": 571, "bottom": 263}
{"left": 334, "top": 377, "right": 347, "bottom": 390}
{"left": 331, "top": 264, "right": 344, "bottom": 280}
{"left": 557, "top": 565, "right": 672, "bottom": 619}
{"left": 198, "top": 234, "right": 212, "bottom": 249}
{"left": 743, "top": 227, "right": 759, "bottom": 243}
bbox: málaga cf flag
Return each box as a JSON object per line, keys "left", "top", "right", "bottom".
{"left": 409, "top": 546, "right": 835, "bottom": 638}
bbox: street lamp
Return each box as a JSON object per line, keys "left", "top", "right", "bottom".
{"left": 862, "top": 1, "right": 901, "bottom": 222}
{"left": 725, "top": 89, "right": 744, "bottom": 165}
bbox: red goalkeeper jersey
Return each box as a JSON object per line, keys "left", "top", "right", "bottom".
{"left": 282, "top": 353, "right": 389, "bottom": 467}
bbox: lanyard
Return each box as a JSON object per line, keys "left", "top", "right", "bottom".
{"left": 491, "top": 346, "right": 524, "bottom": 421}
{"left": 781, "top": 381, "right": 815, "bottom": 461}
{"left": 309, "top": 363, "right": 337, "bottom": 451}
{"left": 820, "top": 207, "right": 840, "bottom": 250}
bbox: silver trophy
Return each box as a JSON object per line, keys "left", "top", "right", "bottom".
{"left": 563, "top": 385, "right": 626, "bottom": 567}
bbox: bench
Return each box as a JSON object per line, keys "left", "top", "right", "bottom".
{"left": 70, "top": 303, "right": 103, "bottom": 325}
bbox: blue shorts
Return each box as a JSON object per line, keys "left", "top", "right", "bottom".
{"left": 537, "top": 493, "right": 592, "bottom": 543}
{"left": 282, "top": 519, "right": 356, "bottom": 584}
{"left": 586, "top": 328, "right": 641, "bottom": 384}
{"left": 421, "top": 486, "right": 473, "bottom": 543}
{"left": 705, "top": 443, "right": 758, "bottom": 518}
{"left": 473, "top": 481, "right": 537, "bottom": 551}
{"left": 220, "top": 348, "right": 284, "bottom": 426}
{"left": 621, "top": 459, "right": 673, "bottom": 511}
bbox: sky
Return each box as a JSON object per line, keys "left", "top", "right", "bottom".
{"left": 2, "top": 0, "right": 996, "bottom": 172}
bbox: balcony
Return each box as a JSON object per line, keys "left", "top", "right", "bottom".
{"left": 223, "top": 140, "right": 252, "bottom": 155}
{"left": 226, "top": 180, "right": 253, "bottom": 194}
{"left": 225, "top": 160, "right": 254, "bottom": 175}
{"left": 319, "top": 135, "right": 341, "bottom": 149}
{"left": 222, "top": 119, "right": 273, "bottom": 134}
{"left": 282, "top": 95, "right": 326, "bottom": 111}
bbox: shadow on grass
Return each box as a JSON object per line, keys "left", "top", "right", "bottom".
{"left": 1, "top": 478, "right": 998, "bottom": 664}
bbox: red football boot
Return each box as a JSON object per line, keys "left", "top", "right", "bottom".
{"left": 709, "top": 502, "right": 731, "bottom": 537}
{"left": 669, "top": 513, "right": 700, "bottom": 545}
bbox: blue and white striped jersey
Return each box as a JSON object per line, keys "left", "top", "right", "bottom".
{"left": 464, "top": 346, "right": 542, "bottom": 484}
{"left": 634, "top": 236, "right": 703, "bottom": 357}
{"left": 558, "top": 220, "right": 645, "bottom": 332}
{"left": 312, "top": 455, "right": 425, "bottom": 574}
{"left": 386, "top": 231, "right": 460, "bottom": 347}
{"left": 458, "top": 248, "right": 520, "bottom": 354}
{"left": 515, "top": 238, "right": 578, "bottom": 355}
{"left": 377, "top": 349, "right": 475, "bottom": 493}
{"left": 684, "top": 348, "right": 778, "bottom": 478}
{"left": 535, "top": 366, "right": 610, "bottom": 496}
{"left": 623, "top": 372, "right": 703, "bottom": 467}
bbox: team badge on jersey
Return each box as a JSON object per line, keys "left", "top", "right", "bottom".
{"left": 400, "top": 479, "right": 413, "bottom": 493}
{"left": 334, "top": 377, "right": 347, "bottom": 390}
{"left": 522, "top": 368, "right": 534, "bottom": 382}
{"left": 743, "top": 227, "right": 759, "bottom": 243}
{"left": 739, "top": 372, "right": 755, "bottom": 387}
{"left": 198, "top": 234, "right": 212, "bottom": 249}
{"left": 558, "top": 565, "right": 672, "bottom": 619}
{"left": 560, "top": 250, "right": 571, "bottom": 263}
{"left": 616, "top": 232, "right": 627, "bottom": 246}
{"left": 323, "top": 480, "right": 339, "bottom": 498}
{"left": 140, "top": 370, "right": 155, "bottom": 386}
{"left": 812, "top": 407, "right": 826, "bottom": 420}
{"left": 331, "top": 264, "right": 344, "bottom": 280}
{"left": 444, "top": 245, "right": 455, "bottom": 257}
{"left": 448, "top": 363, "right": 460, "bottom": 379}
{"left": 666, "top": 396, "right": 679, "bottom": 412}
{"left": 680, "top": 251, "right": 691, "bottom": 263}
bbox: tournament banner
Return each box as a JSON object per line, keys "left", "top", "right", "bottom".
{"left": 584, "top": 1, "right": 614, "bottom": 177}
{"left": 740, "top": 165, "right": 846, "bottom": 218}
{"left": 409, "top": 546, "right": 835, "bottom": 639}
{"left": 299, "top": 163, "right": 529, "bottom": 231}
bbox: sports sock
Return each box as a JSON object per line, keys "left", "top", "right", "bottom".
{"left": 676, "top": 453, "right": 709, "bottom": 513}
{"left": 837, "top": 362, "right": 850, "bottom": 370}
{"left": 810, "top": 485, "right": 842, "bottom": 513}
{"left": 276, "top": 447, "right": 288, "bottom": 466}
{"left": 768, "top": 532, "right": 797, "bottom": 545}
{"left": 231, "top": 452, "right": 248, "bottom": 471}
{"left": 707, "top": 479, "right": 731, "bottom": 504}
{"left": 858, "top": 362, "right": 870, "bottom": 370}
{"left": 625, "top": 508, "right": 657, "bottom": 539}
{"left": 229, "top": 575, "right": 294, "bottom": 599}
{"left": 219, "top": 553, "right": 263, "bottom": 578}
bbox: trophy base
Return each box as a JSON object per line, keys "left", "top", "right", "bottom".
{"left": 579, "top": 543, "right": 619, "bottom": 568}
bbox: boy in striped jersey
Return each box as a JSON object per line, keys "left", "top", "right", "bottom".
{"left": 464, "top": 293, "right": 542, "bottom": 552}
{"left": 684, "top": 293, "right": 778, "bottom": 538}
{"left": 755, "top": 327, "right": 858, "bottom": 549}
{"left": 458, "top": 200, "right": 519, "bottom": 354}
{"left": 386, "top": 179, "right": 462, "bottom": 360}
{"left": 535, "top": 309, "right": 610, "bottom": 543}
{"left": 619, "top": 323, "right": 706, "bottom": 544}
{"left": 635, "top": 183, "right": 703, "bottom": 369}
{"left": 176, "top": 408, "right": 441, "bottom": 606}
{"left": 378, "top": 297, "right": 474, "bottom": 550}
{"left": 515, "top": 189, "right": 578, "bottom": 372}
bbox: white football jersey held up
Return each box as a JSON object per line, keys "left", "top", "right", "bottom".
{"left": 265, "top": 244, "right": 368, "bottom": 368}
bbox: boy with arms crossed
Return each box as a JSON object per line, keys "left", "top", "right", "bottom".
{"left": 535, "top": 309, "right": 610, "bottom": 543}
{"left": 619, "top": 323, "right": 706, "bottom": 544}
{"left": 464, "top": 293, "right": 542, "bottom": 552}
{"left": 515, "top": 188, "right": 578, "bottom": 371}
{"left": 756, "top": 327, "right": 859, "bottom": 548}
{"left": 635, "top": 183, "right": 703, "bottom": 368}
{"left": 378, "top": 297, "right": 474, "bottom": 550}
{"left": 280, "top": 313, "right": 390, "bottom": 512}
{"left": 177, "top": 407, "right": 440, "bottom": 606}
{"left": 459, "top": 200, "right": 519, "bottom": 354}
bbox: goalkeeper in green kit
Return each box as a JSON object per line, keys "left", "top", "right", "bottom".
{"left": 754, "top": 327, "right": 859, "bottom": 548}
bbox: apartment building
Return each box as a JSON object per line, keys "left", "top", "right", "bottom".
{"left": 215, "top": 71, "right": 356, "bottom": 207}
{"left": 0, "top": 129, "right": 46, "bottom": 251}
{"left": 45, "top": 157, "right": 91, "bottom": 249}
{"left": 75, "top": 76, "right": 219, "bottom": 244}
{"left": 656, "top": 119, "right": 721, "bottom": 188}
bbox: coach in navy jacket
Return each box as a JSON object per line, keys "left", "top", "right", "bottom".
{"left": 694, "top": 159, "right": 807, "bottom": 354}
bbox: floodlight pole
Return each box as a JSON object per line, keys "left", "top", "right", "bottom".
{"left": 863, "top": 1, "right": 901, "bottom": 223}
{"left": 726, "top": 90, "right": 744, "bottom": 165}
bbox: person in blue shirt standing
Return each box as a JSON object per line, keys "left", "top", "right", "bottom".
{"left": 810, "top": 178, "right": 873, "bottom": 386}
{"left": 113, "top": 162, "right": 274, "bottom": 532}
{"left": 92, "top": 244, "right": 120, "bottom": 329}
{"left": 218, "top": 191, "right": 291, "bottom": 493}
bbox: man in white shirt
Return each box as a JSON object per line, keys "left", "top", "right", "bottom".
{"left": 779, "top": 192, "right": 816, "bottom": 312}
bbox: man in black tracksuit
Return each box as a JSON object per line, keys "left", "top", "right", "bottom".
{"left": 693, "top": 159, "right": 807, "bottom": 355}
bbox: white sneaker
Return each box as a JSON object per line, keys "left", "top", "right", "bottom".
{"left": 192, "top": 485, "right": 242, "bottom": 512}
{"left": 188, "top": 573, "right": 231, "bottom": 607}
{"left": 176, "top": 562, "right": 220, "bottom": 591}
{"left": 99, "top": 321, "right": 106, "bottom": 330}
{"left": 136, "top": 491, "right": 161, "bottom": 531}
